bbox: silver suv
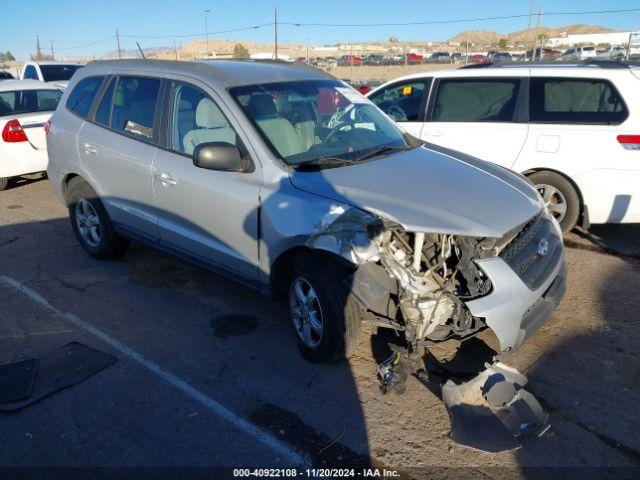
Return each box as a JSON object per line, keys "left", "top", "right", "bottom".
{"left": 47, "top": 60, "right": 566, "bottom": 366}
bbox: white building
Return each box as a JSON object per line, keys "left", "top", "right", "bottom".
{"left": 547, "top": 31, "right": 635, "bottom": 48}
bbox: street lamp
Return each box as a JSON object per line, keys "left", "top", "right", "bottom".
{"left": 204, "top": 9, "right": 210, "bottom": 58}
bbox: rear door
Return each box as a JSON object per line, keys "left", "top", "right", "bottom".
{"left": 516, "top": 72, "right": 639, "bottom": 223}
{"left": 76, "top": 75, "right": 162, "bottom": 242}
{"left": 422, "top": 75, "right": 529, "bottom": 167}
{"left": 368, "top": 78, "right": 431, "bottom": 138}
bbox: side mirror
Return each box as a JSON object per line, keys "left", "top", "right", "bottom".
{"left": 193, "top": 142, "right": 251, "bottom": 172}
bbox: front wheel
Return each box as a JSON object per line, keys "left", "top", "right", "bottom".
{"left": 528, "top": 171, "right": 580, "bottom": 233}
{"left": 0, "top": 177, "right": 8, "bottom": 191}
{"left": 288, "top": 253, "right": 361, "bottom": 363}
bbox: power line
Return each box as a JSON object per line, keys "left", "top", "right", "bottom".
{"left": 41, "top": 7, "right": 640, "bottom": 52}
{"left": 281, "top": 7, "right": 640, "bottom": 27}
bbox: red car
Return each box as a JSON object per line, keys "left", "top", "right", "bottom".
{"left": 468, "top": 54, "right": 488, "bottom": 64}
{"left": 337, "top": 55, "right": 362, "bottom": 66}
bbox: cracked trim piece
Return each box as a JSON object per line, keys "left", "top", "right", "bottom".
{"left": 442, "top": 362, "right": 550, "bottom": 453}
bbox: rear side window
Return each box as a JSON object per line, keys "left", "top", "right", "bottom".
{"left": 23, "top": 65, "right": 38, "bottom": 80}
{"left": 66, "top": 76, "right": 104, "bottom": 118}
{"left": 40, "top": 65, "right": 82, "bottom": 82}
{"left": 369, "top": 80, "right": 430, "bottom": 122}
{"left": 0, "top": 89, "right": 62, "bottom": 116}
{"left": 530, "top": 77, "right": 628, "bottom": 125}
{"left": 431, "top": 78, "right": 521, "bottom": 122}
{"left": 109, "top": 76, "right": 161, "bottom": 141}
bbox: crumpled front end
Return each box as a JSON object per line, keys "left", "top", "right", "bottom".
{"left": 305, "top": 204, "right": 566, "bottom": 353}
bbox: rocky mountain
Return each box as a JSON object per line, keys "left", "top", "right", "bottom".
{"left": 450, "top": 24, "right": 617, "bottom": 46}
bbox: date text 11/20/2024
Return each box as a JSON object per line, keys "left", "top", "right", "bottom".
{"left": 233, "top": 468, "right": 400, "bottom": 477}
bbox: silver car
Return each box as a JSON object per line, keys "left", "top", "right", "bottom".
{"left": 46, "top": 60, "right": 565, "bottom": 371}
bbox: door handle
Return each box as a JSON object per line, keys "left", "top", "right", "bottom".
{"left": 81, "top": 142, "right": 97, "bottom": 154}
{"left": 156, "top": 172, "right": 177, "bottom": 186}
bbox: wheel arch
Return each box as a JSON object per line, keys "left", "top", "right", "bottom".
{"left": 269, "top": 246, "right": 356, "bottom": 299}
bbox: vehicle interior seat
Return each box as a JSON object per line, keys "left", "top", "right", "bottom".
{"left": 248, "top": 94, "right": 305, "bottom": 158}
{"left": 290, "top": 101, "right": 319, "bottom": 151}
{"left": 183, "top": 97, "right": 237, "bottom": 155}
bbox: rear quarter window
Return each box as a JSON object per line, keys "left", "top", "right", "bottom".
{"left": 529, "top": 77, "right": 628, "bottom": 125}
{"left": 66, "top": 76, "right": 105, "bottom": 118}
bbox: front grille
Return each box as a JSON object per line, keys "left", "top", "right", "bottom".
{"left": 499, "top": 211, "right": 563, "bottom": 290}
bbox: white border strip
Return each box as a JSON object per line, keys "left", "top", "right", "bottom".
{"left": 1, "top": 275, "right": 306, "bottom": 466}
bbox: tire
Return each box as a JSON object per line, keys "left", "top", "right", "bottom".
{"left": 288, "top": 253, "right": 361, "bottom": 363}
{"left": 528, "top": 171, "right": 580, "bottom": 233}
{"left": 67, "top": 177, "right": 129, "bottom": 259}
{"left": 0, "top": 178, "right": 8, "bottom": 191}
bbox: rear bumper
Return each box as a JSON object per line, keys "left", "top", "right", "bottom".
{"left": 0, "top": 147, "right": 48, "bottom": 178}
{"left": 465, "top": 254, "right": 566, "bottom": 352}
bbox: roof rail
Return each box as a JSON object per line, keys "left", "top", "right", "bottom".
{"left": 458, "top": 59, "right": 640, "bottom": 70}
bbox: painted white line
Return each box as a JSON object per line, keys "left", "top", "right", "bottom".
{"left": 0, "top": 275, "right": 307, "bottom": 466}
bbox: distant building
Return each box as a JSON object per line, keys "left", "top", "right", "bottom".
{"left": 547, "top": 31, "right": 635, "bottom": 47}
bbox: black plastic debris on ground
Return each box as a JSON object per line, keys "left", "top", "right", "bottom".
{"left": 0, "top": 359, "right": 39, "bottom": 403}
{"left": 0, "top": 342, "right": 117, "bottom": 412}
{"left": 442, "top": 362, "right": 550, "bottom": 453}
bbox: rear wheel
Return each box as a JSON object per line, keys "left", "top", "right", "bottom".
{"left": 288, "top": 253, "right": 361, "bottom": 363}
{"left": 528, "top": 171, "right": 580, "bottom": 233}
{"left": 67, "top": 177, "right": 129, "bottom": 259}
{"left": 0, "top": 178, "right": 8, "bottom": 191}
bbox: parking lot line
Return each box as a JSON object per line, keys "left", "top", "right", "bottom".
{"left": 0, "top": 274, "right": 307, "bottom": 467}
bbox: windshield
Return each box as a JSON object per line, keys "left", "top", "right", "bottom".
{"left": 40, "top": 65, "right": 82, "bottom": 82}
{"left": 0, "top": 89, "right": 62, "bottom": 116}
{"left": 229, "top": 80, "right": 411, "bottom": 167}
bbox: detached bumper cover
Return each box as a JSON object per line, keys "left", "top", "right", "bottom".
{"left": 465, "top": 256, "right": 566, "bottom": 352}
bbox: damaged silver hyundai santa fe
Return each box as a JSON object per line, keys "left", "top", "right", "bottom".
{"left": 47, "top": 60, "right": 566, "bottom": 384}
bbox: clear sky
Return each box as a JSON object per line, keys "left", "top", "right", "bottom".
{"left": 2, "top": 0, "right": 640, "bottom": 60}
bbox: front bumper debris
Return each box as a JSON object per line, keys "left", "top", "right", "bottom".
{"left": 442, "top": 362, "right": 550, "bottom": 453}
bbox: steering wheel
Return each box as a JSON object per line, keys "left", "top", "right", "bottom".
{"left": 387, "top": 105, "right": 408, "bottom": 122}
{"left": 324, "top": 118, "right": 357, "bottom": 144}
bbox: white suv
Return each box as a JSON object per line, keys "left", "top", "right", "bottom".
{"left": 21, "top": 61, "right": 83, "bottom": 90}
{"left": 367, "top": 62, "right": 640, "bottom": 231}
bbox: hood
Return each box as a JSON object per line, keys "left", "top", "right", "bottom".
{"left": 289, "top": 145, "right": 543, "bottom": 238}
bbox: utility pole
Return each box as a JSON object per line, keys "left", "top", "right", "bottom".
{"left": 527, "top": 0, "right": 534, "bottom": 61}
{"left": 465, "top": 35, "right": 469, "bottom": 66}
{"left": 274, "top": 7, "right": 279, "bottom": 60}
{"left": 49, "top": 40, "right": 55, "bottom": 60}
{"left": 116, "top": 29, "right": 122, "bottom": 59}
{"left": 204, "top": 9, "right": 210, "bottom": 58}
{"left": 35, "top": 35, "right": 42, "bottom": 60}
{"left": 174, "top": 36, "right": 178, "bottom": 60}
{"left": 535, "top": 5, "right": 542, "bottom": 61}
{"left": 306, "top": 38, "right": 310, "bottom": 64}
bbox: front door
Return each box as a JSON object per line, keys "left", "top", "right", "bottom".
{"left": 152, "top": 81, "right": 261, "bottom": 281}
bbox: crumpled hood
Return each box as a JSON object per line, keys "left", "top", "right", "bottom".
{"left": 289, "top": 144, "right": 543, "bottom": 238}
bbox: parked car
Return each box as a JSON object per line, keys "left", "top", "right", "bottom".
{"left": 595, "top": 46, "right": 627, "bottom": 61}
{"left": 47, "top": 59, "right": 565, "bottom": 367}
{"left": 21, "top": 61, "right": 83, "bottom": 89}
{"left": 488, "top": 51, "right": 512, "bottom": 62}
{"left": 0, "top": 71, "right": 15, "bottom": 80}
{"left": 429, "top": 52, "right": 451, "bottom": 63}
{"left": 337, "top": 55, "right": 361, "bottom": 66}
{"left": 0, "top": 79, "right": 62, "bottom": 190}
{"left": 559, "top": 46, "right": 597, "bottom": 61}
{"left": 467, "top": 54, "right": 488, "bottom": 65}
{"left": 450, "top": 53, "right": 463, "bottom": 63}
{"left": 526, "top": 48, "right": 562, "bottom": 61}
{"left": 362, "top": 54, "right": 384, "bottom": 66}
{"left": 368, "top": 61, "right": 640, "bottom": 232}
{"left": 402, "top": 53, "right": 424, "bottom": 64}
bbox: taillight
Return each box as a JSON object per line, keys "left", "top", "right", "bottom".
{"left": 617, "top": 135, "right": 640, "bottom": 150}
{"left": 2, "top": 119, "right": 29, "bottom": 143}
{"left": 44, "top": 120, "right": 51, "bottom": 136}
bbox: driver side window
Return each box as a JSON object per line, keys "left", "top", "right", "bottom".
{"left": 369, "top": 80, "right": 430, "bottom": 122}
{"left": 169, "top": 83, "right": 239, "bottom": 156}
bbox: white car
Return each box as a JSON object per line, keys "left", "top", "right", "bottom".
{"left": 21, "top": 61, "right": 83, "bottom": 90}
{"left": 367, "top": 61, "right": 640, "bottom": 231}
{"left": 559, "top": 46, "right": 597, "bottom": 61}
{"left": 0, "top": 80, "right": 62, "bottom": 190}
